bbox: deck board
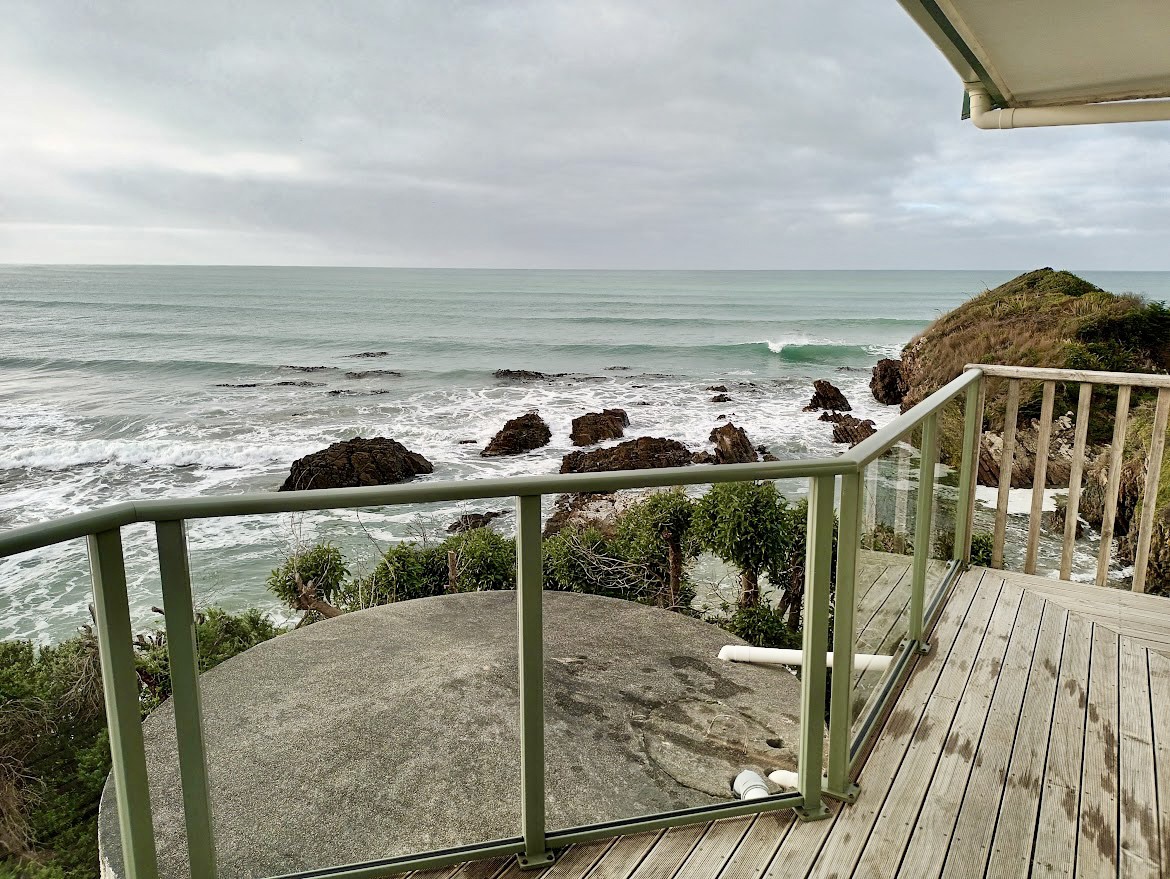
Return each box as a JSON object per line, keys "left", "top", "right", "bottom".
{"left": 427, "top": 565, "right": 1168, "bottom": 879}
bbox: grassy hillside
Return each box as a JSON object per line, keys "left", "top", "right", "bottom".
{"left": 901, "top": 268, "right": 1170, "bottom": 462}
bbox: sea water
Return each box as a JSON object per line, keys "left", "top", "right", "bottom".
{"left": 3, "top": 266, "right": 1168, "bottom": 643}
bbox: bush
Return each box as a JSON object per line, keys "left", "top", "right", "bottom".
{"left": 694, "top": 482, "right": 805, "bottom": 609}
{"left": 1, "top": 608, "right": 279, "bottom": 878}
{"left": 445, "top": 527, "right": 516, "bottom": 592}
{"left": 354, "top": 541, "right": 448, "bottom": 607}
{"left": 720, "top": 601, "right": 801, "bottom": 650}
{"left": 266, "top": 542, "right": 349, "bottom": 614}
{"left": 610, "top": 489, "right": 698, "bottom": 608}
{"left": 970, "top": 531, "right": 994, "bottom": 567}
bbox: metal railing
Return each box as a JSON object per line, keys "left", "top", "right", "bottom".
{"left": 0, "top": 369, "right": 985, "bottom": 879}
{"left": 971, "top": 364, "right": 1170, "bottom": 590}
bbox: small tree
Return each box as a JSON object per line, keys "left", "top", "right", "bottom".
{"left": 694, "top": 481, "right": 798, "bottom": 608}
{"left": 266, "top": 541, "right": 349, "bottom": 624}
{"left": 611, "top": 489, "right": 698, "bottom": 608}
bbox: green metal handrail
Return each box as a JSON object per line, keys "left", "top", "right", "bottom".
{"left": 0, "top": 368, "right": 986, "bottom": 879}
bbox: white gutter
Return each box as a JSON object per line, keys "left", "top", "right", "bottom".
{"left": 717, "top": 645, "right": 893, "bottom": 672}
{"left": 968, "top": 86, "right": 1170, "bottom": 129}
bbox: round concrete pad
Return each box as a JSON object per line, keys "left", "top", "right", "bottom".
{"left": 99, "top": 592, "right": 804, "bottom": 879}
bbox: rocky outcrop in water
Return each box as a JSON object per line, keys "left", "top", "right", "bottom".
{"left": 820, "top": 412, "right": 876, "bottom": 446}
{"left": 345, "top": 369, "right": 402, "bottom": 379}
{"left": 710, "top": 394, "right": 731, "bottom": 403}
{"left": 447, "top": 510, "right": 510, "bottom": 533}
{"left": 482, "top": 413, "right": 552, "bottom": 457}
{"left": 976, "top": 413, "right": 1077, "bottom": 488}
{"left": 803, "top": 380, "right": 851, "bottom": 412}
{"left": 493, "top": 369, "right": 552, "bottom": 381}
{"left": 870, "top": 359, "right": 907, "bottom": 406}
{"left": 570, "top": 409, "right": 629, "bottom": 446}
{"left": 346, "top": 351, "right": 389, "bottom": 358}
{"left": 560, "top": 437, "right": 691, "bottom": 474}
{"left": 709, "top": 423, "right": 758, "bottom": 464}
{"left": 279, "top": 437, "right": 433, "bottom": 491}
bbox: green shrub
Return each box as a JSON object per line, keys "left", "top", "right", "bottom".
{"left": 355, "top": 541, "right": 448, "bottom": 606}
{"left": 266, "top": 542, "right": 349, "bottom": 611}
{"left": 610, "top": 489, "right": 698, "bottom": 608}
{"left": 445, "top": 527, "right": 516, "bottom": 592}
{"left": 720, "top": 600, "right": 801, "bottom": 650}
{"left": 1, "top": 608, "right": 279, "bottom": 878}
{"left": 970, "top": 531, "right": 994, "bottom": 567}
{"left": 694, "top": 482, "right": 805, "bottom": 609}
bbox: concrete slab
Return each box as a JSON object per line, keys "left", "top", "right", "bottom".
{"left": 99, "top": 591, "right": 805, "bottom": 879}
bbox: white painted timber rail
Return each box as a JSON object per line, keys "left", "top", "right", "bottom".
{"left": 967, "top": 364, "right": 1170, "bottom": 593}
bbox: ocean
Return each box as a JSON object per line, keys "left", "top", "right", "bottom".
{"left": 4, "top": 266, "right": 1170, "bottom": 643}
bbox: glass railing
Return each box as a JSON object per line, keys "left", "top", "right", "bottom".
{"left": 0, "top": 369, "right": 985, "bottom": 879}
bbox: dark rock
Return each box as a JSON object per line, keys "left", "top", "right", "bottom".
{"left": 273, "top": 380, "right": 324, "bottom": 387}
{"left": 716, "top": 414, "right": 728, "bottom": 420}
{"left": 214, "top": 383, "right": 259, "bottom": 388}
{"left": 692, "top": 451, "right": 716, "bottom": 464}
{"left": 345, "top": 369, "right": 402, "bottom": 379}
{"left": 326, "top": 389, "right": 359, "bottom": 397}
{"left": 604, "top": 365, "right": 631, "bottom": 371}
{"left": 560, "top": 437, "right": 692, "bottom": 474}
{"left": 710, "top": 394, "right": 732, "bottom": 403}
{"left": 804, "top": 379, "right": 851, "bottom": 412}
{"left": 458, "top": 439, "right": 478, "bottom": 445}
{"left": 447, "top": 510, "right": 510, "bottom": 534}
{"left": 345, "top": 351, "right": 389, "bottom": 358}
{"left": 482, "top": 413, "right": 552, "bottom": 457}
{"left": 829, "top": 415, "right": 877, "bottom": 447}
{"left": 279, "top": 437, "right": 433, "bottom": 491}
{"left": 870, "top": 359, "right": 908, "bottom": 406}
{"left": 818, "top": 411, "right": 844, "bottom": 423}
{"left": 281, "top": 365, "right": 331, "bottom": 373}
{"left": 493, "top": 369, "right": 549, "bottom": 381}
{"left": 709, "top": 423, "right": 759, "bottom": 464}
{"left": 707, "top": 385, "right": 728, "bottom": 392}
{"left": 762, "top": 452, "right": 779, "bottom": 462}
{"left": 754, "top": 445, "right": 767, "bottom": 454}
{"left": 977, "top": 413, "right": 1077, "bottom": 488}
{"left": 570, "top": 409, "right": 630, "bottom": 446}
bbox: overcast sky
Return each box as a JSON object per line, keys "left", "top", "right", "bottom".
{"left": 2, "top": 1, "right": 1168, "bottom": 269}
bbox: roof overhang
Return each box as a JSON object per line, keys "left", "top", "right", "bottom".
{"left": 898, "top": 0, "right": 1170, "bottom": 127}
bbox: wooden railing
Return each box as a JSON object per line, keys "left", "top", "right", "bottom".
{"left": 970, "top": 364, "right": 1170, "bottom": 592}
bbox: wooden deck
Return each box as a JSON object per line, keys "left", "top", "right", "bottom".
{"left": 409, "top": 566, "right": 1170, "bottom": 879}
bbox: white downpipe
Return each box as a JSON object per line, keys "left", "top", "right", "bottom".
{"left": 718, "top": 644, "right": 893, "bottom": 672}
{"left": 733, "top": 769, "right": 771, "bottom": 801}
{"left": 968, "top": 87, "right": 1170, "bottom": 129}
{"left": 767, "top": 769, "right": 799, "bottom": 790}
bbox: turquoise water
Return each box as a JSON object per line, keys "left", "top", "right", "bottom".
{"left": 3, "top": 266, "right": 1168, "bottom": 642}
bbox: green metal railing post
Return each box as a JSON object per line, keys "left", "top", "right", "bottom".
{"left": 515, "top": 495, "right": 554, "bottom": 868}
{"left": 795, "top": 475, "right": 834, "bottom": 821}
{"left": 825, "top": 471, "right": 862, "bottom": 802}
{"left": 88, "top": 528, "right": 160, "bottom": 879}
{"left": 953, "top": 372, "right": 984, "bottom": 566}
{"left": 156, "top": 521, "right": 218, "bottom": 879}
{"left": 909, "top": 414, "right": 939, "bottom": 652}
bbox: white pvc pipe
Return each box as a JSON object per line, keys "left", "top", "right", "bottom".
{"left": 717, "top": 644, "right": 893, "bottom": 672}
{"left": 968, "top": 87, "right": 1170, "bottom": 129}
{"left": 768, "top": 769, "right": 799, "bottom": 790}
{"left": 733, "top": 769, "right": 771, "bottom": 801}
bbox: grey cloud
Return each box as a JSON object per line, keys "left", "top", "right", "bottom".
{"left": 1, "top": 1, "right": 1168, "bottom": 268}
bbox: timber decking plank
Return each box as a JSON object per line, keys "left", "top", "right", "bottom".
{"left": 580, "top": 831, "right": 662, "bottom": 879}
{"left": 798, "top": 569, "right": 1000, "bottom": 878}
{"left": 1118, "top": 638, "right": 1159, "bottom": 877}
{"left": 767, "top": 568, "right": 988, "bottom": 878}
{"left": 625, "top": 823, "right": 706, "bottom": 879}
{"left": 1075, "top": 626, "right": 1120, "bottom": 878}
{"left": 673, "top": 816, "right": 753, "bottom": 879}
{"left": 1145, "top": 650, "right": 1170, "bottom": 873}
{"left": 493, "top": 839, "right": 615, "bottom": 879}
{"left": 715, "top": 812, "right": 794, "bottom": 879}
{"left": 1031, "top": 611, "right": 1094, "bottom": 878}
{"left": 980, "top": 601, "right": 1068, "bottom": 879}
{"left": 851, "top": 583, "right": 1031, "bottom": 878}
